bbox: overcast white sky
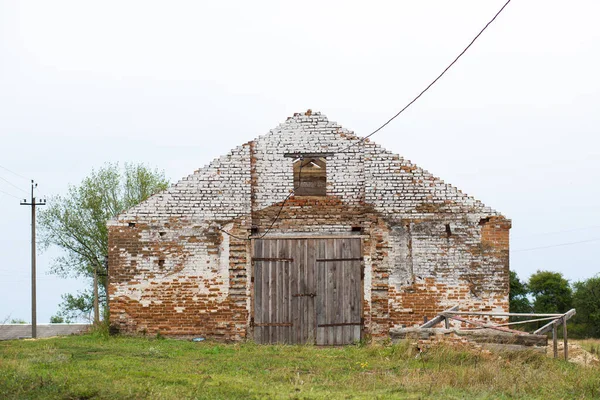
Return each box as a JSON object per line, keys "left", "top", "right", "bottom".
{"left": 1, "top": 0, "right": 599, "bottom": 323}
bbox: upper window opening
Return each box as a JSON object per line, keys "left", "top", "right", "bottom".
{"left": 294, "top": 157, "right": 326, "bottom": 196}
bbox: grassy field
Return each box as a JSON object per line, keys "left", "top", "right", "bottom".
{"left": 1, "top": 333, "right": 599, "bottom": 399}
{"left": 578, "top": 339, "right": 600, "bottom": 356}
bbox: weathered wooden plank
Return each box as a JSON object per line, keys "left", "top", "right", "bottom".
{"left": 345, "top": 239, "right": 358, "bottom": 344}
{"left": 261, "top": 240, "right": 268, "bottom": 345}
{"left": 391, "top": 327, "right": 548, "bottom": 346}
{"left": 533, "top": 309, "right": 576, "bottom": 335}
{"left": 252, "top": 257, "right": 293, "bottom": 262}
{"left": 276, "top": 240, "right": 284, "bottom": 343}
{"left": 301, "top": 239, "right": 309, "bottom": 343}
{"left": 316, "top": 258, "right": 362, "bottom": 262}
{"left": 354, "top": 238, "right": 362, "bottom": 342}
{"left": 341, "top": 240, "right": 349, "bottom": 344}
{"left": 553, "top": 323, "right": 558, "bottom": 358}
{"left": 263, "top": 239, "right": 271, "bottom": 344}
{"left": 323, "top": 239, "right": 330, "bottom": 345}
{"left": 328, "top": 239, "right": 336, "bottom": 345}
{"left": 254, "top": 240, "right": 263, "bottom": 343}
{"left": 495, "top": 316, "right": 559, "bottom": 327}
{"left": 449, "top": 316, "right": 529, "bottom": 335}
{"left": 318, "top": 322, "right": 362, "bottom": 327}
{"left": 269, "top": 240, "right": 277, "bottom": 344}
{"left": 291, "top": 240, "right": 300, "bottom": 344}
{"left": 282, "top": 241, "right": 290, "bottom": 344}
{"left": 301, "top": 239, "right": 308, "bottom": 344}
{"left": 316, "top": 239, "right": 325, "bottom": 345}
{"left": 347, "top": 241, "right": 356, "bottom": 344}
{"left": 420, "top": 305, "right": 459, "bottom": 328}
{"left": 333, "top": 239, "right": 341, "bottom": 345}
{"left": 254, "top": 323, "right": 293, "bottom": 327}
{"left": 454, "top": 330, "right": 548, "bottom": 346}
{"left": 307, "top": 238, "right": 316, "bottom": 344}
{"left": 261, "top": 239, "right": 269, "bottom": 345}
{"left": 563, "top": 318, "right": 568, "bottom": 361}
{"left": 447, "top": 311, "right": 564, "bottom": 317}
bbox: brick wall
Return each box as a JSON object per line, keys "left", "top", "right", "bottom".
{"left": 108, "top": 110, "right": 510, "bottom": 340}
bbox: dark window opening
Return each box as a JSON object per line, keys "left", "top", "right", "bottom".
{"left": 445, "top": 223, "right": 452, "bottom": 237}
{"left": 294, "top": 157, "right": 326, "bottom": 196}
{"left": 128, "top": 222, "right": 136, "bottom": 228}
{"left": 158, "top": 259, "right": 165, "bottom": 267}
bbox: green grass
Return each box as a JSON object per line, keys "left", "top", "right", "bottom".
{"left": 1, "top": 334, "right": 599, "bottom": 399}
{"left": 577, "top": 338, "right": 600, "bottom": 355}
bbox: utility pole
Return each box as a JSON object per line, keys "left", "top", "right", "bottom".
{"left": 20, "top": 181, "right": 45, "bottom": 339}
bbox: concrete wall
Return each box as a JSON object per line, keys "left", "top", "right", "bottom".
{"left": 108, "top": 110, "right": 510, "bottom": 340}
{"left": 0, "top": 324, "right": 89, "bottom": 340}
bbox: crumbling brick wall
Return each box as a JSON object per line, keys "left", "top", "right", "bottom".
{"left": 108, "top": 110, "right": 510, "bottom": 340}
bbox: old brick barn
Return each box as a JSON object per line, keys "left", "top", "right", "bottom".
{"left": 107, "top": 110, "right": 510, "bottom": 344}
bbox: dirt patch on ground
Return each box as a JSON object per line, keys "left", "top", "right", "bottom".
{"left": 546, "top": 342, "right": 600, "bottom": 367}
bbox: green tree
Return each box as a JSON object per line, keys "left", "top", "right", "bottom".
{"left": 509, "top": 270, "right": 531, "bottom": 314}
{"left": 39, "top": 163, "right": 169, "bottom": 321}
{"left": 528, "top": 270, "right": 572, "bottom": 314}
{"left": 50, "top": 314, "right": 68, "bottom": 324}
{"left": 572, "top": 275, "right": 600, "bottom": 338}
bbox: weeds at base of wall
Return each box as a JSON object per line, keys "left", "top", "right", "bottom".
{"left": 87, "top": 320, "right": 110, "bottom": 340}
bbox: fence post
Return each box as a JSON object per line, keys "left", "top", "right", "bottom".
{"left": 563, "top": 317, "right": 568, "bottom": 361}
{"left": 552, "top": 322, "right": 558, "bottom": 359}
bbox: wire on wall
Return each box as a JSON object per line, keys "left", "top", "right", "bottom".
{"left": 216, "top": 158, "right": 305, "bottom": 241}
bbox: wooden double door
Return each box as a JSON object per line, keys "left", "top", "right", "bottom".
{"left": 253, "top": 238, "right": 363, "bottom": 345}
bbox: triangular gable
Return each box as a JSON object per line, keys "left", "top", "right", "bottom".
{"left": 109, "top": 111, "right": 501, "bottom": 225}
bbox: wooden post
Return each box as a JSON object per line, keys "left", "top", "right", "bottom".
{"left": 552, "top": 323, "right": 558, "bottom": 358}
{"left": 420, "top": 305, "right": 459, "bottom": 328}
{"left": 444, "top": 317, "right": 449, "bottom": 329}
{"left": 563, "top": 317, "right": 568, "bottom": 361}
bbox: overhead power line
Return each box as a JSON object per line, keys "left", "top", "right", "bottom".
{"left": 0, "top": 175, "right": 28, "bottom": 195}
{"left": 0, "top": 164, "right": 29, "bottom": 181}
{"left": 0, "top": 188, "right": 20, "bottom": 199}
{"left": 217, "top": 1, "right": 513, "bottom": 240}
{"left": 339, "top": 0, "right": 512, "bottom": 153}
{"left": 513, "top": 238, "right": 600, "bottom": 253}
{"left": 513, "top": 225, "right": 600, "bottom": 239}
